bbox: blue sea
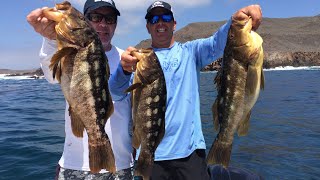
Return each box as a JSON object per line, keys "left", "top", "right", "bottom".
{"left": 0, "top": 67, "right": 319, "bottom": 180}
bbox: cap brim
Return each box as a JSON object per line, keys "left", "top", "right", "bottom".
{"left": 85, "top": 2, "right": 120, "bottom": 16}
{"left": 145, "top": 10, "right": 173, "bottom": 19}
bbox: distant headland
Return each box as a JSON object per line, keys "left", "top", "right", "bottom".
{"left": 2, "top": 16, "right": 320, "bottom": 75}
{"left": 0, "top": 68, "right": 44, "bottom": 79}
{"left": 135, "top": 15, "right": 320, "bottom": 71}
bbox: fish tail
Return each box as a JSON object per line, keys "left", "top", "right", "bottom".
{"left": 206, "top": 139, "right": 232, "bottom": 168}
{"left": 88, "top": 138, "right": 115, "bottom": 173}
{"left": 134, "top": 150, "right": 153, "bottom": 180}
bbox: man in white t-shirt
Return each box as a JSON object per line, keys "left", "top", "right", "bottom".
{"left": 26, "top": 0, "right": 134, "bottom": 179}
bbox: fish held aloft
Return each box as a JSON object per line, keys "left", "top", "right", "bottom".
{"left": 206, "top": 17, "right": 265, "bottom": 168}
{"left": 125, "top": 49, "right": 166, "bottom": 180}
{"left": 42, "top": 1, "right": 115, "bottom": 173}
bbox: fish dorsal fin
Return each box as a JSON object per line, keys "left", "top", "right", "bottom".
{"left": 124, "top": 83, "right": 144, "bottom": 93}
{"left": 246, "top": 66, "right": 259, "bottom": 95}
{"left": 49, "top": 47, "right": 77, "bottom": 82}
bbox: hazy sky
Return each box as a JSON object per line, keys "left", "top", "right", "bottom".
{"left": 1, "top": 0, "right": 319, "bottom": 70}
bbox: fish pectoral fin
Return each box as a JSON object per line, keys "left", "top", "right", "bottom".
{"left": 49, "top": 47, "right": 77, "bottom": 82}
{"left": 212, "top": 99, "right": 219, "bottom": 131}
{"left": 124, "top": 83, "right": 143, "bottom": 93}
{"left": 248, "top": 47, "right": 261, "bottom": 62}
{"left": 237, "top": 111, "right": 251, "bottom": 136}
{"left": 68, "top": 106, "right": 85, "bottom": 137}
{"left": 246, "top": 66, "right": 259, "bottom": 95}
{"left": 260, "top": 67, "right": 265, "bottom": 90}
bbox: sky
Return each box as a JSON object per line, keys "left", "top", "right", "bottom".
{"left": 1, "top": 0, "right": 319, "bottom": 70}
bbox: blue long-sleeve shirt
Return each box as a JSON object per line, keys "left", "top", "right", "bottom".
{"left": 109, "top": 19, "right": 231, "bottom": 161}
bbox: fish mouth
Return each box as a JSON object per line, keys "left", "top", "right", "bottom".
{"left": 43, "top": 1, "right": 72, "bottom": 23}
{"left": 43, "top": 8, "right": 64, "bottom": 22}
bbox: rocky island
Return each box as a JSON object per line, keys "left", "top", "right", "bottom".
{"left": 135, "top": 16, "right": 320, "bottom": 71}
{"left": 1, "top": 16, "right": 319, "bottom": 75}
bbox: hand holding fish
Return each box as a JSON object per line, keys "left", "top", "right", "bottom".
{"left": 232, "top": 4, "right": 262, "bottom": 31}
{"left": 26, "top": 7, "right": 56, "bottom": 40}
{"left": 121, "top": 46, "right": 139, "bottom": 73}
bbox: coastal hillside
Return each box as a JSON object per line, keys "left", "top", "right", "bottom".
{"left": 136, "top": 16, "right": 320, "bottom": 70}
{"left": 2, "top": 16, "right": 319, "bottom": 75}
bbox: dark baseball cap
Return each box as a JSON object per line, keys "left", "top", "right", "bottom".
{"left": 145, "top": 1, "right": 173, "bottom": 19}
{"left": 83, "top": 0, "right": 120, "bottom": 16}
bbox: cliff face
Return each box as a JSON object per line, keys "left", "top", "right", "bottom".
{"left": 135, "top": 16, "right": 320, "bottom": 70}
{"left": 264, "top": 52, "right": 320, "bottom": 68}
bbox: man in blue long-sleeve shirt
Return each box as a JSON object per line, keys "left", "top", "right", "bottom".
{"left": 110, "top": 1, "right": 262, "bottom": 179}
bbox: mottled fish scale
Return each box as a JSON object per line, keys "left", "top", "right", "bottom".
{"left": 207, "top": 17, "right": 264, "bottom": 168}
{"left": 43, "top": 1, "right": 115, "bottom": 173}
{"left": 126, "top": 49, "right": 166, "bottom": 180}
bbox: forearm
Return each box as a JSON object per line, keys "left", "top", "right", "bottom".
{"left": 195, "top": 18, "right": 232, "bottom": 68}
{"left": 212, "top": 18, "right": 232, "bottom": 59}
{"left": 39, "top": 38, "right": 58, "bottom": 84}
{"left": 109, "top": 63, "right": 132, "bottom": 101}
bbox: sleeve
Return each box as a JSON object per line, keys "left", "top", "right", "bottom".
{"left": 39, "top": 37, "right": 58, "bottom": 84}
{"left": 186, "top": 18, "right": 232, "bottom": 69}
{"left": 109, "top": 62, "right": 133, "bottom": 101}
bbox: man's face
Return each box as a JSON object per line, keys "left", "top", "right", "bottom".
{"left": 146, "top": 7, "right": 176, "bottom": 48}
{"left": 86, "top": 7, "right": 117, "bottom": 51}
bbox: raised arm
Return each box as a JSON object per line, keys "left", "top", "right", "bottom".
{"left": 27, "top": 8, "right": 58, "bottom": 83}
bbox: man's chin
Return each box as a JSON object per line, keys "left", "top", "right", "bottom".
{"left": 101, "top": 42, "right": 112, "bottom": 51}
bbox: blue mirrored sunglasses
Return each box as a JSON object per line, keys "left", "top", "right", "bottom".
{"left": 148, "top": 14, "right": 173, "bottom": 24}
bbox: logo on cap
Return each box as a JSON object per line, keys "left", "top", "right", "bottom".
{"left": 151, "top": 1, "right": 164, "bottom": 9}
{"left": 94, "top": 0, "right": 113, "bottom": 4}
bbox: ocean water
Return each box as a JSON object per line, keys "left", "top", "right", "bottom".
{"left": 0, "top": 67, "right": 319, "bottom": 179}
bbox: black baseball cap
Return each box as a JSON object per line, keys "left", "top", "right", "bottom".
{"left": 145, "top": 1, "right": 173, "bottom": 19}
{"left": 83, "top": 0, "right": 120, "bottom": 16}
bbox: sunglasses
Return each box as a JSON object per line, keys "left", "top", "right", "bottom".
{"left": 86, "top": 13, "right": 117, "bottom": 24}
{"left": 147, "top": 14, "right": 174, "bottom": 24}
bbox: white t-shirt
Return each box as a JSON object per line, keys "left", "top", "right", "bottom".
{"left": 39, "top": 38, "right": 133, "bottom": 172}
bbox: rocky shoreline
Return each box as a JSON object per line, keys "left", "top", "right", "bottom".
{"left": 2, "top": 16, "right": 320, "bottom": 75}
{"left": 2, "top": 51, "right": 319, "bottom": 76}
{"left": 0, "top": 68, "right": 44, "bottom": 79}
{"left": 263, "top": 51, "right": 320, "bottom": 68}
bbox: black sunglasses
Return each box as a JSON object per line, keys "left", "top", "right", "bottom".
{"left": 147, "top": 14, "right": 174, "bottom": 24}
{"left": 86, "top": 13, "right": 117, "bottom": 24}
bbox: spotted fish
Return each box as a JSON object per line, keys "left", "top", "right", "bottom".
{"left": 125, "top": 49, "right": 166, "bottom": 180}
{"left": 206, "top": 17, "right": 264, "bottom": 167}
{"left": 43, "top": 1, "right": 115, "bottom": 173}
